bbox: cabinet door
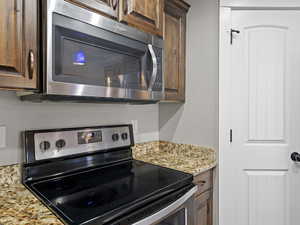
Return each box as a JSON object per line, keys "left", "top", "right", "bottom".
{"left": 195, "top": 190, "right": 213, "bottom": 225}
{"left": 119, "top": 0, "right": 163, "bottom": 36}
{"left": 0, "top": 0, "right": 38, "bottom": 90}
{"left": 67, "top": 0, "right": 119, "bottom": 18}
{"left": 163, "top": 0, "right": 190, "bottom": 101}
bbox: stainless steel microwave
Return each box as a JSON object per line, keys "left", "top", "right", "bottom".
{"left": 22, "top": 0, "right": 164, "bottom": 103}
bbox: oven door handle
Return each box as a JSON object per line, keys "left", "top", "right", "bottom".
{"left": 148, "top": 44, "right": 158, "bottom": 92}
{"left": 132, "top": 186, "right": 198, "bottom": 225}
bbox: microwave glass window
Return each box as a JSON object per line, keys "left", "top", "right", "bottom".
{"left": 53, "top": 26, "right": 155, "bottom": 91}
{"left": 157, "top": 208, "right": 186, "bottom": 225}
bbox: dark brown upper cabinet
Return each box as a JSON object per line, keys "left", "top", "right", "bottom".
{"left": 0, "top": 0, "right": 38, "bottom": 90}
{"left": 67, "top": 0, "right": 164, "bottom": 36}
{"left": 67, "top": 0, "right": 119, "bottom": 18}
{"left": 163, "top": 0, "right": 190, "bottom": 102}
{"left": 119, "top": 0, "right": 164, "bottom": 37}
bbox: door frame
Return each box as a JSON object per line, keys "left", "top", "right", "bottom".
{"left": 218, "top": 1, "right": 300, "bottom": 224}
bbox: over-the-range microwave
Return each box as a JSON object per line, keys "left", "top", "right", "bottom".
{"left": 21, "top": 0, "right": 164, "bottom": 103}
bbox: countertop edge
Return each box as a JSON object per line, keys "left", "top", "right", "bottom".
{"left": 192, "top": 162, "right": 217, "bottom": 176}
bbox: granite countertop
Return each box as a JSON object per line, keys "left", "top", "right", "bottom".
{"left": 0, "top": 141, "right": 216, "bottom": 225}
{"left": 0, "top": 165, "right": 63, "bottom": 225}
{"left": 132, "top": 141, "right": 217, "bottom": 176}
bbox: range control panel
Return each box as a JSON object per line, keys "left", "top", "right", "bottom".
{"left": 32, "top": 125, "right": 132, "bottom": 161}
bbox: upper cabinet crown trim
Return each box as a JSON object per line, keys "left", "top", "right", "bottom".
{"left": 221, "top": 0, "right": 300, "bottom": 7}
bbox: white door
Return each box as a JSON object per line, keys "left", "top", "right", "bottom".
{"left": 220, "top": 10, "right": 300, "bottom": 225}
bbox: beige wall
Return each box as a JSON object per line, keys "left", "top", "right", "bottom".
{"left": 0, "top": 91, "right": 159, "bottom": 166}
{"left": 159, "top": 0, "right": 219, "bottom": 224}
{"left": 159, "top": 0, "right": 219, "bottom": 150}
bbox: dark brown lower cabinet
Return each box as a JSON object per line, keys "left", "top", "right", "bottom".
{"left": 194, "top": 190, "right": 213, "bottom": 225}
{"left": 193, "top": 169, "right": 214, "bottom": 225}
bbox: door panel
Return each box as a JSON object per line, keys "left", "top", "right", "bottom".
{"left": 246, "top": 170, "right": 288, "bottom": 225}
{"left": 195, "top": 190, "right": 213, "bottom": 225}
{"left": 0, "top": 0, "right": 22, "bottom": 77}
{"left": 119, "top": 0, "right": 163, "bottom": 36}
{"left": 163, "top": 0, "right": 189, "bottom": 101}
{"left": 0, "top": 0, "right": 38, "bottom": 89}
{"left": 246, "top": 26, "right": 286, "bottom": 142}
{"left": 220, "top": 10, "right": 300, "bottom": 225}
{"left": 134, "top": 0, "right": 157, "bottom": 22}
{"left": 165, "top": 13, "right": 180, "bottom": 93}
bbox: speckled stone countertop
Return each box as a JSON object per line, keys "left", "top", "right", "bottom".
{"left": 0, "top": 164, "right": 63, "bottom": 225}
{"left": 132, "top": 141, "right": 217, "bottom": 176}
{"left": 0, "top": 141, "right": 216, "bottom": 224}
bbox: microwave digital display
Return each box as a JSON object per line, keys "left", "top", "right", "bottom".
{"left": 73, "top": 51, "right": 86, "bottom": 66}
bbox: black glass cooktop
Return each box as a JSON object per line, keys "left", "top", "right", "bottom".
{"left": 29, "top": 160, "right": 192, "bottom": 225}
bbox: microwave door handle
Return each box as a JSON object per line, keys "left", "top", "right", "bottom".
{"left": 148, "top": 44, "right": 158, "bottom": 91}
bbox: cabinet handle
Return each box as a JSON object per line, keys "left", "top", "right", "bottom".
{"left": 198, "top": 180, "right": 207, "bottom": 186}
{"left": 28, "top": 50, "right": 35, "bottom": 80}
{"left": 111, "top": 0, "right": 119, "bottom": 10}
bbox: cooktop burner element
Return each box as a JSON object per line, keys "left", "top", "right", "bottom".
{"left": 22, "top": 125, "right": 196, "bottom": 225}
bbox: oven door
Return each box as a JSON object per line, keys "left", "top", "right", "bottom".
{"left": 44, "top": 0, "right": 164, "bottom": 101}
{"left": 133, "top": 186, "right": 197, "bottom": 225}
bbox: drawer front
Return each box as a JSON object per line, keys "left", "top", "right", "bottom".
{"left": 193, "top": 170, "right": 213, "bottom": 196}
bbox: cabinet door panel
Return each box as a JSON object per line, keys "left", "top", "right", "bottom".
{"left": 163, "top": 0, "right": 189, "bottom": 101}
{"left": 67, "top": 0, "right": 118, "bottom": 18}
{"left": 132, "top": 0, "right": 157, "bottom": 23}
{"left": 119, "top": 0, "right": 163, "bottom": 36}
{"left": 165, "top": 13, "right": 180, "bottom": 96}
{"left": 0, "top": 0, "right": 22, "bottom": 76}
{"left": 0, "top": 0, "right": 38, "bottom": 89}
{"left": 195, "top": 190, "right": 213, "bottom": 225}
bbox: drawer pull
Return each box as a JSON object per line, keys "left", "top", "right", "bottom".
{"left": 198, "top": 180, "right": 207, "bottom": 186}
{"left": 28, "top": 50, "right": 35, "bottom": 80}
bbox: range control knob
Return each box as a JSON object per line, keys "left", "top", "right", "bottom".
{"left": 56, "top": 139, "right": 66, "bottom": 149}
{"left": 121, "top": 133, "right": 128, "bottom": 140}
{"left": 112, "top": 133, "right": 119, "bottom": 142}
{"left": 40, "top": 141, "right": 51, "bottom": 152}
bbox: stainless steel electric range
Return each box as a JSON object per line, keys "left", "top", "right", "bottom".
{"left": 22, "top": 124, "right": 197, "bottom": 225}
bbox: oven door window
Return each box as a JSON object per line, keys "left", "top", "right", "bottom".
{"left": 52, "top": 25, "right": 154, "bottom": 91}
{"left": 157, "top": 208, "right": 186, "bottom": 225}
